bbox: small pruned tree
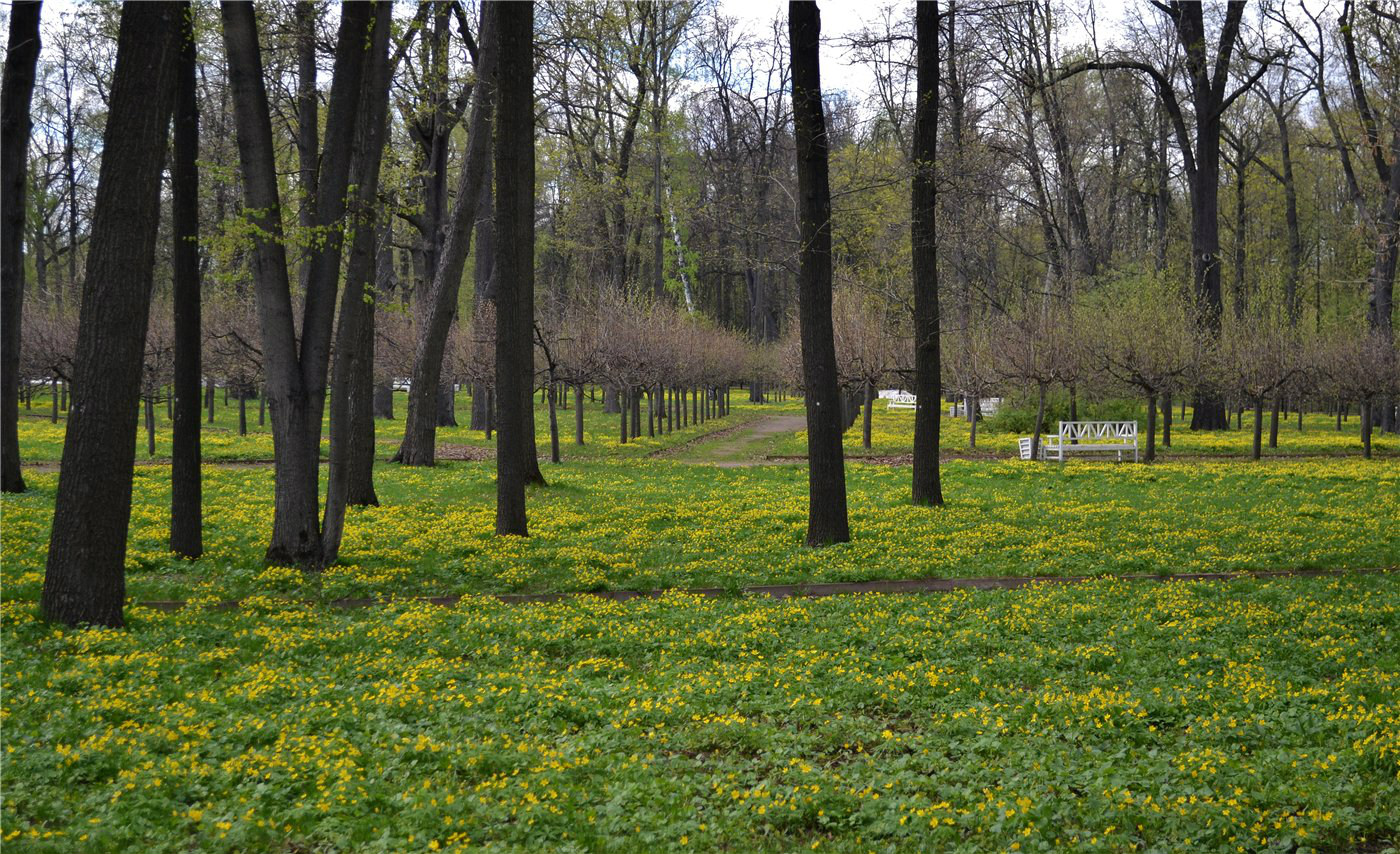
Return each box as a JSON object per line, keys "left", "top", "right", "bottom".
{"left": 1318, "top": 327, "right": 1399, "bottom": 459}
{"left": 1091, "top": 292, "right": 1195, "bottom": 462}
{"left": 1217, "top": 311, "right": 1302, "bottom": 460}
{"left": 994, "top": 303, "right": 1084, "bottom": 460}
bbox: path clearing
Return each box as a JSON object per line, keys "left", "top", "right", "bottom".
{"left": 664, "top": 414, "right": 807, "bottom": 465}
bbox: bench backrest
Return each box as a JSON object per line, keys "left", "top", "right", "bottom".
{"left": 1057, "top": 421, "right": 1137, "bottom": 442}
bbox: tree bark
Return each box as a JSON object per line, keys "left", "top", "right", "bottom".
{"left": 911, "top": 0, "right": 943, "bottom": 506}
{"left": 322, "top": 1, "right": 392, "bottom": 564}
{"left": 1031, "top": 383, "right": 1047, "bottom": 461}
{"left": 1145, "top": 393, "right": 1158, "bottom": 463}
{"left": 222, "top": 1, "right": 372, "bottom": 567}
{"left": 41, "top": 1, "right": 181, "bottom": 628}
{"left": 295, "top": 0, "right": 319, "bottom": 292}
{"left": 1, "top": 0, "right": 40, "bottom": 494}
{"left": 494, "top": 1, "right": 534, "bottom": 536}
{"left": 574, "top": 383, "right": 585, "bottom": 445}
{"left": 171, "top": 6, "right": 202, "bottom": 558}
{"left": 790, "top": 1, "right": 849, "bottom": 545}
{"left": 1251, "top": 395, "right": 1264, "bottom": 460}
{"left": 396, "top": 4, "right": 498, "bottom": 466}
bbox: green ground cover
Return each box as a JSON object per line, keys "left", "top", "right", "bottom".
{"left": 3, "top": 575, "right": 1397, "bottom": 853}
{"left": 2, "top": 457, "right": 1395, "bottom": 602}
{"left": 12, "top": 388, "right": 767, "bottom": 463}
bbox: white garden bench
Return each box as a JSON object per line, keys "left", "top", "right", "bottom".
{"left": 950, "top": 396, "right": 1002, "bottom": 418}
{"left": 886, "top": 392, "right": 917, "bottom": 410}
{"left": 1019, "top": 420, "right": 1138, "bottom": 462}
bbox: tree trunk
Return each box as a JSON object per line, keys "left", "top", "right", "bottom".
{"left": 145, "top": 396, "right": 156, "bottom": 457}
{"left": 437, "top": 382, "right": 458, "bottom": 427}
{"left": 396, "top": 4, "right": 498, "bottom": 466}
{"left": 968, "top": 396, "right": 978, "bottom": 449}
{"left": 374, "top": 383, "right": 394, "bottom": 419}
{"left": 618, "top": 387, "right": 628, "bottom": 443}
{"left": 50, "top": 377, "right": 58, "bottom": 423}
{"left": 862, "top": 379, "right": 874, "bottom": 450}
{"left": 1269, "top": 392, "right": 1281, "bottom": 449}
{"left": 170, "top": 13, "right": 202, "bottom": 557}
{"left": 222, "top": 1, "right": 373, "bottom": 567}
{"left": 911, "top": 0, "right": 942, "bottom": 505}
{"left": 547, "top": 379, "right": 560, "bottom": 463}
{"left": 790, "top": 2, "right": 849, "bottom": 545}
{"left": 1361, "top": 399, "right": 1372, "bottom": 459}
{"left": 1031, "top": 383, "right": 1047, "bottom": 461}
{"left": 1145, "top": 393, "right": 1157, "bottom": 463}
{"left": 1, "top": 0, "right": 40, "bottom": 494}
{"left": 494, "top": 1, "right": 534, "bottom": 536}
{"left": 1161, "top": 393, "right": 1172, "bottom": 447}
{"left": 294, "top": 0, "right": 319, "bottom": 292}
{"left": 574, "top": 383, "right": 584, "bottom": 445}
{"left": 322, "top": 2, "right": 390, "bottom": 563}
{"left": 1251, "top": 395, "right": 1264, "bottom": 460}
{"left": 238, "top": 392, "right": 247, "bottom": 436}
{"left": 42, "top": 1, "right": 182, "bottom": 628}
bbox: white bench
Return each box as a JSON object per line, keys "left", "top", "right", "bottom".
{"left": 1021, "top": 420, "right": 1138, "bottom": 462}
{"left": 886, "top": 392, "right": 917, "bottom": 410}
{"left": 950, "top": 396, "right": 1002, "bottom": 418}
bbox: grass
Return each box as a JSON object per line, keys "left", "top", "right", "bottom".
{"left": 3, "top": 575, "right": 1397, "bottom": 852}
{"left": 1, "top": 457, "right": 1396, "bottom": 602}
{"left": 12, "top": 387, "right": 770, "bottom": 463}
{"left": 6, "top": 392, "right": 1399, "bottom": 852}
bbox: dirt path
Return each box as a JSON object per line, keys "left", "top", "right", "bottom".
{"left": 129, "top": 566, "right": 1395, "bottom": 613}
{"left": 662, "top": 414, "right": 807, "bottom": 465}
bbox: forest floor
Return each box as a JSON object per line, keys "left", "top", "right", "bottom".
{"left": 5, "top": 392, "right": 1399, "bottom": 853}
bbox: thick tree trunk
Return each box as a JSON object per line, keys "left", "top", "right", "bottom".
{"left": 790, "top": 2, "right": 849, "bottom": 545}
{"left": 494, "top": 1, "right": 534, "bottom": 536}
{"left": 0, "top": 1, "right": 40, "bottom": 494}
{"left": 222, "top": 1, "right": 372, "bottom": 567}
{"left": 397, "top": 5, "right": 498, "bottom": 466}
{"left": 294, "top": 0, "right": 318, "bottom": 291}
{"left": 911, "top": 0, "right": 942, "bottom": 506}
{"left": 322, "top": 2, "right": 390, "bottom": 563}
{"left": 42, "top": 1, "right": 181, "bottom": 628}
{"left": 346, "top": 300, "right": 379, "bottom": 508}
{"left": 374, "top": 383, "right": 395, "bottom": 419}
{"left": 437, "top": 382, "right": 458, "bottom": 426}
{"left": 1161, "top": 393, "right": 1172, "bottom": 447}
{"left": 170, "top": 12, "right": 202, "bottom": 557}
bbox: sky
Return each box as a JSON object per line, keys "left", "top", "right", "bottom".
{"left": 714, "top": 0, "right": 1126, "bottom": 109}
